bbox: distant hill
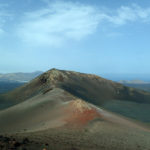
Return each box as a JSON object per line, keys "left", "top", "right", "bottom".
{"left": 119, "top": 80, "right": 150, "bottom": 92}
{"left": 119, "top": 80, "right": 150, "bottom": 84}
{"left": 0, "top": 71, "right": 43, "bottom": 94}
{"left": 122, "top": 83, "right": 150, "bottom": 92}
{"left": 0, "top": 71, "right": 43, "bottom": 82}
{"left": 101, "top": 73, "right": 150, "bottom": 82}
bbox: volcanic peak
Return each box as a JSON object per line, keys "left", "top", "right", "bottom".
{"left": 39, "top": 68, "right": 107, "bottom": 85}
{"left": 39, "top": 68, "right": 68, "bottom": 84}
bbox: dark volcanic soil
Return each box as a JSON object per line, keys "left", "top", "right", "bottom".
{"left": 1, "top": 123, "right": 150, "bottom": 150}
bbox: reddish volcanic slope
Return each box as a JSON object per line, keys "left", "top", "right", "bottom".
{"left": 61, "top": 99, "right": 149, "bottom": 131}
{"left": 63, "top": 99, "right": 101, "bottom": 127}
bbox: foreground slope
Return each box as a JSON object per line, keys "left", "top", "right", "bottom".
{"left": 0, "top": 87, "right": 150, "bottom": 150}
{"left": 0, "top": 88, "right": 146, "bottom": 133}
{"left": 1, "top": 68, "right": 150, "bottom": 122}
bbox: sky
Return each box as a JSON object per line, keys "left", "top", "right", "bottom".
{"left": 0, "top": 0, "right": 150, "bottom": 75}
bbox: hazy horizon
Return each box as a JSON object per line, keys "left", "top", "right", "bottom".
{"left": 1, "top": 69, "right": 150, "bottom": 81}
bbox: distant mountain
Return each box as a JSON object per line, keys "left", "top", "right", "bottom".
{"left": 119, "top": 80, "right": 150, "bottom": 84}
{"left": 120, "top": 80, "right": 150, "bottom": 92}
{"left": 101, "top": 73, "right": 150, "bottom": 82}
{"left": 0, "top": 71, "right": 43, "bottom": 82}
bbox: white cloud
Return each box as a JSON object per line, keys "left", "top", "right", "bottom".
{"left": 105, "top": 4, "right": 150, "bottom": 25}
{"left": 17, "top": 1, "right": 101, "bottom": 47}
{"left": 17, "top": 2, "right": 150, "bottom": 47}
{"left": 0, "top": 4, "right": 12, "bottom": 36}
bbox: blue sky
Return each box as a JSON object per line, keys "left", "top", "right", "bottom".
{"left": 0, "top": 0, "right": 150, "bottom": 75}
